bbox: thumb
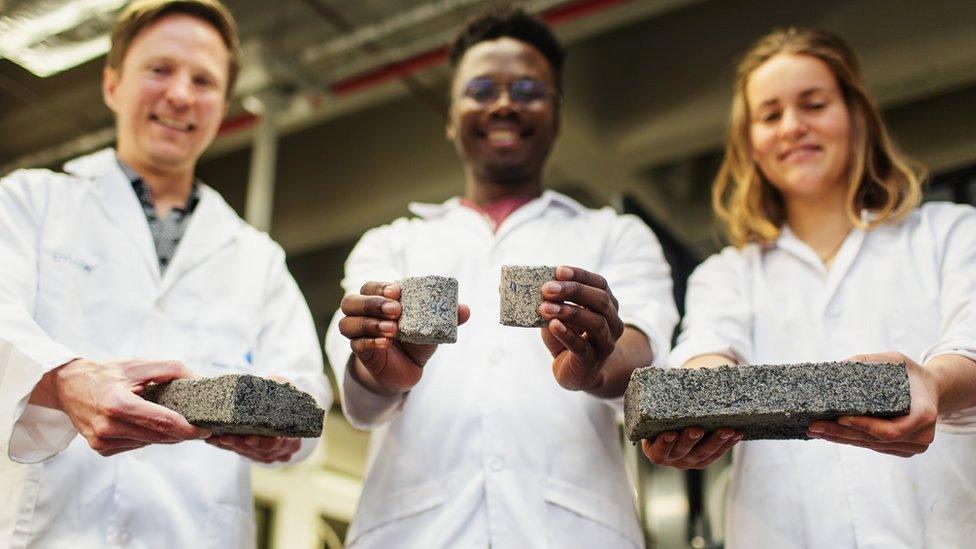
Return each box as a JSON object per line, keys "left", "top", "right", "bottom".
{"left": 126, "top": 359, "right": 195, "bottom": 385}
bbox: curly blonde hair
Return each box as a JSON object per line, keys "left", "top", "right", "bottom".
{"left": 713, "top": 27, "right": 923, "bottom": 247}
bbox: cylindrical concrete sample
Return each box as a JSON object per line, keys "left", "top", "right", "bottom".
{"left": 499, "top": 265, "right": 556, "bottom": 327}
{"left": 397, "top": 275, "right": 459, "bottom": 344}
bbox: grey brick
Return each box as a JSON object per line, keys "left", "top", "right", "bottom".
{"left": 624, "top": 361, "right": 910, "bottom": 442}
{"left": 143, "top": 374, "right": 325, "bottom": 437}
{"left": 397, "top": 275, "right": 458, "bottom": 344}
{"left": 499, "top": 265, "right": 556, "bottom": 327}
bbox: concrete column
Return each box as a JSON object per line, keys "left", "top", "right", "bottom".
{"left": 245, "top": 93, "right": 284, "bottom": 232}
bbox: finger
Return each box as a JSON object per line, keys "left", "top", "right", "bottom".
{"left": 458, "top": 303, "right": 472, "bottom": 325}
{"left": 845, "top": 352, "right": 907, "bottom": 365}
{"left": 124, "top": 359, "right": 194, "bottom": 384}
{"left": 540, "top": 303, "right": 614, "bottom": 353}
{"left": 683, "top": 429, "right": 736, "bottom": 465}
{"left": 554, "top": 266, "right": 619, "bottom": 310}
{"left": 812, "top": 432, "right": 927, "bottom": 456}
{"left": 541, "top": 281, "right": 623, "bottom": 340}
{"left": 113, "top": 393, "right": 211, "bottom": 440}
{"left": 340, "top": 294, "right": 400, "bottom": 319}
{"left": 641, "top": 432, "right": 678, "bottom": 464}
{"left": 87, "top": 416, "right": 184, "bottom": 444}
{"left": 359, "top": 281, "right": 400, "bottom": 298}
{"left": 667, "top": 427, "right": 704, "bottom": 461}
{"left": 338, "top": 316, "right": 398, "bottom": 339}
{"left": 834, "top": 416, "right": 913, "bottom": 442}
{"left": 96, "top": 441, "right": 150, "bottom": 457}
{"left": 349, "top": 336, "right": 392, "bottom": 366}
{"left": 695, "top": 432, "right": 742, "bottom": 468}
{"left": 547, "top": 320, "right": 593, "bottom": 362}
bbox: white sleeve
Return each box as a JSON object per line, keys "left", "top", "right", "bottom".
{"left": 324, "top": 223, "right": 408, "bottom": 430}
{"left": 0, "top": 170, "right": 80, "bottom": 463}
{"left": 669, "top": 246, "right": 755, "bottom": 368}
{"left": 920, "top": 205, "right": 976, "bottom": 432}
{"left": 603, "top": 214, "right": 679, "bottom": 370}
{"left": 251, "top": 243, "right": 333, "bottom": 465}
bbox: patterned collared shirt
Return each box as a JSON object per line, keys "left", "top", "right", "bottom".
{"left": 117, "top": 156, "right": 200, "bottom": 275}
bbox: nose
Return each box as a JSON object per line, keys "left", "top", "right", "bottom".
{"left": 778, "top": 107, "right": 807, "bottom": 140}
{"left": 164, "top": 71, "right": 193, "bottom": 108}
{"left": 488, "top": 87, "right": 516, "bottom": 114}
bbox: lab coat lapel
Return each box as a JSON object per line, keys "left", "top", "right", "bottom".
{"left": 65, "top": 148, "right": 160, "bottom": 284}
{"left": 158, "top": 184, "right": 239, "bottom": 296}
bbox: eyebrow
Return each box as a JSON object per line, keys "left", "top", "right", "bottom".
{"left": 756, "top": 87, "right": 830, "bottom": 108}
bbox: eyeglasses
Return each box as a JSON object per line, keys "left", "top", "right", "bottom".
{"left": 461, "top": 77, "right": 555, "bottom": 105}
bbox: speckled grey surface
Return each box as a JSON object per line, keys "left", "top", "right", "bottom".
{"left": 624, "top": 361, "right": 910, "bottom": 442}
{"left": 397, "top": 275, "right": 458, "bottom": 344}
{"left": 143, "top": 374, "right": 324, "bottom": 437}
{"left": 499, "top": 265, "right": 556, "bottom": 327}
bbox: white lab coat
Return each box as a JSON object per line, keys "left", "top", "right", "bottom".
{"left": 670, "top": 203, "right": 976, "bottom": 548}
{"left": 0, "top": 148, "right": 331, "bottom": 548}
{"left": 325, "top": 191, "right": 678, "bottom": 548}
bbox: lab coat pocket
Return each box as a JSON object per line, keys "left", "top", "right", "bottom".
{"left": 884, "top": 304, "right": 941, "bottom": 360}
{"left": 205, "top": 503, "right": 254, "bottom": 549}
{"left": 346, "top": 478, "right": 448, "bottom": 546}
{"left": 544, "top": 477, "right": 643, "bottom": 548}
{"left": 35, "top": 247, "right": 99, "bottom": 303}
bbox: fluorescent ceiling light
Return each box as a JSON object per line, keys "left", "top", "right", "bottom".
{"left": 0, "top": 0, "right": 128, "bottom": 77}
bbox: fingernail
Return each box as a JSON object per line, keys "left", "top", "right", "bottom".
{"left": 381, "top": 301, "right": 398, "bottom": 315}
{"left": 379, "top": 320, "right": 396, "bottom": 333}
{"left": 542, "top": 303, "right": 560, "bottom": 314}
{"left": 720, "top": 431, "right": 732, "bottom": 440}
{"left": 664, "top": 434, "right": 677, "bottom": 443}
{"left": 551, "top": 320, "right": 568, "bottom": 334}
{"left": 808, "top": 424, "right": 824, "bottom": 434}
{"left": 556, "top": 266, "right": 573, "bottom": 279}
{"left": 246, "top": 436, "right": 260, "bottom": 447}
{"left": 838, "top": 418, "right": 852, "bottom": 427}
{"left": 199, "top": 429, "right": 212, "bottom": 439}
{"left": 690, "top": 429, "right": 703, "bottom": 440}
{"left": 543, "top": 282, "right": 562, "bottom": 293}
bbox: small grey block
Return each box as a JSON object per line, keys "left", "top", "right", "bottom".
{"left": 143, "top": 374, "right": 325, "bottom": 437}
{"left": 397, "top": 275, "right": 458, "bottom": 344}
{"left": 624, "top": 361, "right": 910, "bottom": 442}
{"left": 499, "top": 265, "right": 556, "bottom": 327}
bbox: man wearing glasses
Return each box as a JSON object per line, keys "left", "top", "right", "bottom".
{"left": 327, "top": 8, "right": 676, "bottom": 548}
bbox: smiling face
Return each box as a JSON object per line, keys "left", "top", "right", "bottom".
{"left": 103, "top": 13, "right": 229, "bottom": 177}
{"left": 446, "top": 37, "right": 559, "bottom": 187}
{"left": 746, "top": 53, "right": 852, "bottom": 205}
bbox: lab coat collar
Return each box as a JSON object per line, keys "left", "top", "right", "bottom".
{"left": 64, "top": 148, "right": 160, "bottom": 283}
{"left": 63, "top": 148, "right": 242, "bottom": 293}
{"left": 407, "top": 189, "right": 587, "bottom": 219}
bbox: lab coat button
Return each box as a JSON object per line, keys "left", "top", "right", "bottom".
{"left": 489, "top": 456, "right": 505, "bottom": 472}
{"left": 489, "top": 349, "right": 505, "bottom": 364}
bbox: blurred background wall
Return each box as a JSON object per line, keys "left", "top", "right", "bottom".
{"left": 3, "top": 0, "right": 975, "bottom": 546}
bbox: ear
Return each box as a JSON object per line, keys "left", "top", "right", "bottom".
{"left": 103, "top": 67, "right": 120, "bottom": 113}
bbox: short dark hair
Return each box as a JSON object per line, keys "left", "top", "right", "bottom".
{"left": 449, "top": 6, "right": 565, "bottom": 92}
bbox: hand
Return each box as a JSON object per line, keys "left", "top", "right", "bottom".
{"left": 641, "top": 427, "right": 742, "bottom": 470}
{"left": 32, "top": 358, "right": 211, "bottom": 457}
{"left": 807, "top": 352, "right": 938, "bottom": 457}
{"left": 539, "top": 266, "right": 625, "bottom": 391}
{"left": 338, "top": 281, "right": 471, "bottom": 395}
{"left": 206, "top": 434, "right": 301, "bottom": 464}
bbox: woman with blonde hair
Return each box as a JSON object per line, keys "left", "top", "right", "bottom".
{"left": 643, "top": 27, "right": 976, "bottom": 547}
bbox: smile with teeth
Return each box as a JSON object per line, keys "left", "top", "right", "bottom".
{"left": 151, "top": 114, "right": 194, "bottom": 132}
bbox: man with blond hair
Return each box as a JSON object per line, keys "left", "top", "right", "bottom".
{"left": 0, "top": 1, "right": 330, "bottom": 546}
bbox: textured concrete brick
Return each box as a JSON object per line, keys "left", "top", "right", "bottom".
{"left": 624, "top": 361, "right": 910, "bottom": 442}
{"left": 143, "top": 374, "right": 324, "bottom": 437}
{"left": 499, "top": 265, "right": 556, "bottom": 327}
{"left": 397, "top": 275, "right": 458, "bottom": 344}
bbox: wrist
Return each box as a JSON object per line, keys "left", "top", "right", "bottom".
{"left": 29, "top": 359, "right": 78, "bottom": 410}
{"left": 348, "top": 357, "right": 405, "bottom": 398}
